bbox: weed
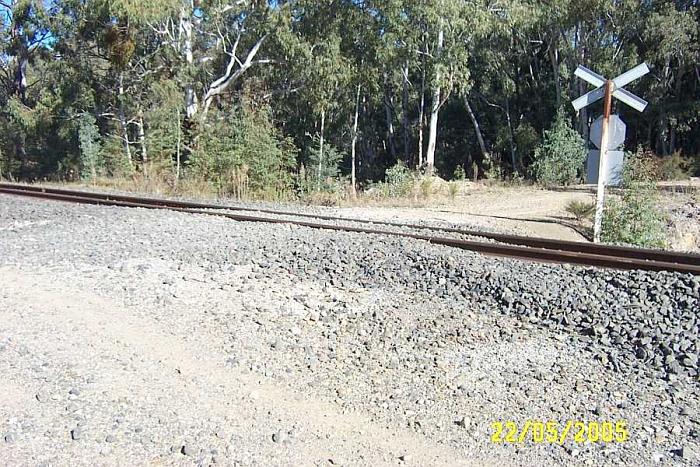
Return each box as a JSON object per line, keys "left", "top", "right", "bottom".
{"left": 448, "top": 182, "right": 459, "bottom": 201}
{"left": 602, "top": 148, "right": 667, "bottom": 248}
{"left": 419, "top": 177, "right": 433, "bottom": 200}
{"left": 565, "top": 199, "right": 596, "bottom": 223}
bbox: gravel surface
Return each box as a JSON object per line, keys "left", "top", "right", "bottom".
{"left": 667, "top": 194, "right": 700, "bottom": 253}
{"left": 0, "top": 194, "right": 698, "bottom": 466}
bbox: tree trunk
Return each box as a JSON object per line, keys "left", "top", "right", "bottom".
{"left": 463, "top": 95, "right": 488, "bottom": 164}
{"left": 548, "top": 30, "right": 561, "bottom": 109}
{"left": 402, "top": 61, "right": 410, "bottom": 163}
{"left": 426, "top": 26, "right": 444, "bottom": 174}
{"left": 201, "top": 34, "right": 269, "bottom": 118}
{"left": 138, "top": 112, "right": 148, "bottom": 175}
{"left": 317, "top": 108, "right": 325, "bottom": 191}
{"left": 385, "top": 97, "right": 396, "bottom": 159}
{"left": 180, "top": 6, "right": 198, "bottom": 120}
{"left": 12, "top": 18, "right": 29, "bottom": 179}
{"left": 118, "top": 73, "right": 133, "bottom": 167}
{"left": 383, "top": 73, "right": 396, "bottom": 160}
{"left": 14, "top": 57, "right": 28, "bottom": 104}
{"left": 175, "top": 109, "right": 181, "bottom": 186}
{"left": 505, "top": 99, "right": 517, "bottom": 173}
{"left": 179, "top": 5, "right": 197, "bottom": 163}
{"left": 418, "top": 52, "right": 426, "bottom": 169}
{"left": 351, "top": 85, "right": 361, "bottom": 198}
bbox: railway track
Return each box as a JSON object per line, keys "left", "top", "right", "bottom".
{"left": 2, "top": 182, "right": 699, "bottom": 275}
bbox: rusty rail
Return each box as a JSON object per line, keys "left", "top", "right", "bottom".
{"left": 1, "top": 183, "right": 699, "bottom": 275}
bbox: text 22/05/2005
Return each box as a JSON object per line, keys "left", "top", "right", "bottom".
{"left": 491, "top": 420, "right": 629, "bottom": 444}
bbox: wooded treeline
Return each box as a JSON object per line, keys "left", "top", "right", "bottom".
{"left": 1, "top": 0, "right": 698, "bottom": 197}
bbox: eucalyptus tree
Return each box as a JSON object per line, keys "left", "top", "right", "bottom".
{"left": 403, "top": 0, "right": 477, "bottom": 173}
{"left": 641, "top": 1, "right": 699, "bottom": 155}
{"left": 115, "top": 0, "right": 297, "bottom": 162}
{"left": 1, "top": 0, "right": 698, "bottom": 185}
{"left": 0, "top": 0, "right": 54, "bottom": 178}
{"left": 286, "top": 0, "right": 355, "bottom": 190}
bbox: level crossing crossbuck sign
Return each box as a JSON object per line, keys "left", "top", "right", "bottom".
{"left": 572, "top": 63, "right": 649, "bottom": 243}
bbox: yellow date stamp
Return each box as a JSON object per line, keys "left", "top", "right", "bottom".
{"left": 490, "top": 420, "right": 629, "bottom": 444}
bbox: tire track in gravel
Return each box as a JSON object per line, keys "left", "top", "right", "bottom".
{"left": 0, "top": 266, "right": 499, "bottom": 466}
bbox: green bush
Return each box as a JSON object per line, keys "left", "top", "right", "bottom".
{"left": 483, "top": 152, "right": 502, "bottom": 180}
{"left": 448, "top": 181, "right": 459, "bottom": 201}
{"left": 657, "top": 151, "right": 692, "bottom": 181}
{"left": 192, "top": 105, "right": 297, "bottom": 199}
{"left": 101, "top": 134, "right": 135, "bottom": 177}
{"left": 532, "top": 108, "right": 586, "bottom": 186}
{"left": 384, "top": 161, "right": 414, "bottom": 197}
{"left": 78, "top": 113, "right": 103, "bottom": 181}
{"left": 419, "top": 176, "right": 433, "bottom": 200}
{"left": 302, "top": 137, "right": 345, "bottom": 194}
{"left": 565, "top": 199, "right": 595, "bottom": 223}
{"left": 602, "top": 148, "right": 667, "bottom": 248}
{"left": 514, "top": 122, "right": 539, "bottom": 165}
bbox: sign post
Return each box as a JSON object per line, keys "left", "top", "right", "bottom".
{"left": 593, "top": 80, "right": 613, "bottom": 244}
{"left": 572, "top": 64, "right": 649, "bottom": 243}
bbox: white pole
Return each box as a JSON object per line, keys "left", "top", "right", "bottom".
{"left": 593, "top": 80, "right": 613, "bottom": 243}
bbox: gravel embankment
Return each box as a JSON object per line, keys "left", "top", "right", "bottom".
{"left": 0, "top": 194, "right": 698, "bottom": 466}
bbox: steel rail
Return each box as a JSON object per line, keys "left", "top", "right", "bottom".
{"left": 1, "top": 184, "right": 699, "bottom": 275}
{"left": 3, "top": 182, "right": 699, "bottom": 266}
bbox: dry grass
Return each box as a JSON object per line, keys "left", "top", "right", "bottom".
{"left": 565, "top": 199, "right": 596, "bottom": 223}
{"left": 340, "top": 177, "right": 477, "bottom": 208}
{"left": 50, "top": 168, "right": 222, "bottom": 203}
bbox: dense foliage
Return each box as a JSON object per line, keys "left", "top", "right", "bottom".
{"left": 1, "top": 0, "right": 698, "bottom": 196}
{"left": 532, "top": 109, "right": 587, "bottom": 186}
{"left": 602, "top": 148, "right": 668, "bottom": 248}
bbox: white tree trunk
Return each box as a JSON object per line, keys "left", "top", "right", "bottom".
{"left": 505, "top": 99, "right": 517, "bottom": 173}
{"left": 351, "top": 85, "right": 361, "bottom": 198}
{"left": 548, "top": 34, "right": 561, "bottom": 109}
{"left": 11, "top": 10, "right": 29, "bottom": 177}
{"left": 402, "top": 62, "right": 410, "bottom": 162}
{"left": 384, "top": 95, "right": 396, "bottom": 158}
{"left": 317, "top": 108, "right": 325, "bottom": 191}
{"left": 179, "top": 6, "right": 198, "bottom": 119}
{"left": 418, "top": 54, "right": 426, "bottom": 168}
{"left": 425, "top": 27, "right": 444, "bottom": 173}
{"left": 202, "top": 34, "right": 269, "bottom": 118}
{"left": 117, "top": 73, "right": 133, "bottom": 166}
{"left": 138, "top": 112, "right": 147, "bottom": 175}
{"left": 175, "top": 109, "right": 181, "bottom": 186}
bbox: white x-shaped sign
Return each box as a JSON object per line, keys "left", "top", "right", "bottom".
{"left": 572, "top": 64, "right": 649, "bottom": 112}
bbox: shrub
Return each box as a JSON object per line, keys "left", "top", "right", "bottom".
{"left": 384, "top": 161, "right": 414, "bottom": 197}
{"left": 100, "top": 133, "right": 135, "bottom": 177}
{"left": 532, "top": 108, "right": 586, "bottom": 186}
{"left": 482, "top": 152, "right": 502, "bottom": 180}
{"left": 565, "top": 199, "right": 595, "bottom": 223}
{"left": 514, "top": 122, "right": 539, "bottom": 165}
{"left": 602, "top": 148, "right": 667, "bottom": 248}
{"left": 419, "top": 177, "right": 433, "bottom": 200}
{"left": 657, "top": 151, "right": 692, "bottom": 181}
{"left": 453, "top": 165, "right": 466, "bottom": 180}
{"left": 448, "top": 181, "right": 459, "bottom": 201}
{"left": 192, "top": 105, "right": 297, "bottom": 200}
{"left": 78, "top": 113, "right": 103, "bottom": 182}
{"left": 302, "top": 138, "right": 345, "bottom": 195}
